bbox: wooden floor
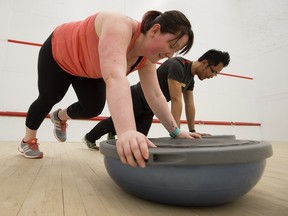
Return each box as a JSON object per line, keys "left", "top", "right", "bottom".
{"left": 0, "top": 141, "right": 287, "bottom": 216}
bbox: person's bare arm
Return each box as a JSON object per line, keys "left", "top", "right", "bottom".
{"left": 183, "top": 90, "right": 210, "bottom": 136}
{"left": 97, "top": 12, "right": 155, "bottom": 168}
{"left": 138, "top": 64, "right": 201, "bottom": 139}
{"left": 168, "top": 78, "right": 183, "bottom": 128}
{"left": 183, "top": 90, "right": 196, "bottom": 131}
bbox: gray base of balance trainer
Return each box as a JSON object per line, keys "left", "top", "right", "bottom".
{"left": 100, "top": 137, "right": 272, "bottom": 206}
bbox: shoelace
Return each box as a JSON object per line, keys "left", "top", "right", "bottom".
{"left": 28, "top": 138, "right": 40, "bottom": 150}
{"left": 59, "top": 121, "right": 68, "bottom": 132}
{"left": 55, "top": 120, "right": 68, "bottom": 132}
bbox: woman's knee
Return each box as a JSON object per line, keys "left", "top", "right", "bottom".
{"left": 67, "top": 102, "right": 104, "bottom": 119}
{"left": 36, "top": 95, "right": 60, "bottom": 108}
{"left": 84, "top": 106, "right": 103, "bottom": 118}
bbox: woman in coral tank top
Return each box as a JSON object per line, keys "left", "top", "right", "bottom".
{"left": 20, "top": 10, "right": 199, "bottom": 168}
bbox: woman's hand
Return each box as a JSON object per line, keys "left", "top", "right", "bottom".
{"left": 116, "top": 130, "right": 156, "bottom": 168}
{"left": 176, "top": 130, "right": 202, "bottom": 139}
{"left": 198, "top": 132, "right": 211, "bottom": 137}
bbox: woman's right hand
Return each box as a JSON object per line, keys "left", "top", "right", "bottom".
{"left": 116, "top": 130, "right": 156, "bottom": 168}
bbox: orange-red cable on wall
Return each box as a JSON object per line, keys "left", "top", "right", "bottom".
{"left": 0, "top": 111, "right": 261, "bottom": 126}
{"left": 7, "top": 39, "right": 42, "bottom": 47}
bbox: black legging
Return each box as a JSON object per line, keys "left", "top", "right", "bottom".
{"left": 85, "top": 87, "right": 154, "bottom": 142}
{"left": 26, "top": 34, "right": 106, "bottom": 130}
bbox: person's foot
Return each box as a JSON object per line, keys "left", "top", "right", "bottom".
{"left": 50, "top": 109, "right": 67, "bottom": 142}
{"left": 18, "top": 138, "right": 43, "bottom": 159}
{"left": 82, "top": 135, "right": 99, "bottom": 151}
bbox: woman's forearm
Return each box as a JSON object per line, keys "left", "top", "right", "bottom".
{"left": 105, "top": 77, "right": 136, "bottom": 135}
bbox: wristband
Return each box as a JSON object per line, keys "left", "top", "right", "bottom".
{"left": 169, "top": 128, "right": 180, "bottom": 138}
{"left": 189, "top": 129, "right": 196, "bottom": 133}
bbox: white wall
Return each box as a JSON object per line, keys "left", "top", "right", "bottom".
{"left": 238, "top": 0, "right": 288, "bottom": 141}
{"left": 0, "top": 0, "right": 287, "bottom": 142}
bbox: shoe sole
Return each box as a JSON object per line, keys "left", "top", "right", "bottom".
{"left": 89, "top": 147, "right": 99, "bottom": 151}
{"left": 82, "top": 137, "right": 99, "bottom": 151}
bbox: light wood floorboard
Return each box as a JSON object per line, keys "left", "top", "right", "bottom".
{"left": 0, "top": 141, "right": 287, "bottom": 216}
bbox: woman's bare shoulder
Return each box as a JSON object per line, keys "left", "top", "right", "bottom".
{"left": 95, "top": 11, "right": 137, "bottom": 35}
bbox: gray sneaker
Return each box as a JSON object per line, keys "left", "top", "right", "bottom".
{"left": 18, "top": 138, "right": 43, "bottom": 159}
{"left": 50, "top": 109, "right": 67, "bottom": 142}
{"left": 107, "top": 132, "right": 116, "bottom": 140}
{"left": 82, "top": 135, "right": 99, "bottom": 151}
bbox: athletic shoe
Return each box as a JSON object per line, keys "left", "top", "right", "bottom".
{"left": 18, "top": 138, "right": 43, "bottom": 159}
{"left": 107, "top": 132, "right": 116, "bottom": 140}
{"left": 50, "top": 109, "right": 67, "bottom": 142}
{"left": 82, "top": 135, "right": 99, "bottom": 151}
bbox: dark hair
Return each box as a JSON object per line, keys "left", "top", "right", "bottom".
{"left": 141, "top": 10, "right": 194, "bottom": 55}
{"left": 198, "top": 49, "right": 230, "bottom": 67}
